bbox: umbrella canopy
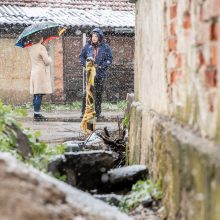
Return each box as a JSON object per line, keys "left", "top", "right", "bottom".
{"left": 15, "top": 22, "right": 65, "bottom": 48}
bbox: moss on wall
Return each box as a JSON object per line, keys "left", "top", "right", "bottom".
{"left": 128, "top": 104, "right": 220, "bottom": 220}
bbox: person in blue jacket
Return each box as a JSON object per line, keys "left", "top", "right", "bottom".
{"left": 80, "top": 28, "right": 113, "bottom": 118}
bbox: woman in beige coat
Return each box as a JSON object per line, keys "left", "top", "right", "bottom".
{"left": 28, "top": 34, "right": 52, "bottom": 121}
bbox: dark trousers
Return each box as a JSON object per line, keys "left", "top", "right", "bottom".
{"left": 33, "top": 94, "right": 43, "bottom": 113}
{"left": 82, "top": 77, "right": 104, "bottom": 116}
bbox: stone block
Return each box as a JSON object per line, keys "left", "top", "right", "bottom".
{"left": 128, "top": 101, "right": 142, "bottom": 164}
{"left": 129, "top": 110, "right": 220, "bottom": 220}
{"left": 0, "top": 153, "right": 132, "bottom": 220}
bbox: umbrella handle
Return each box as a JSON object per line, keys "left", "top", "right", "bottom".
{"left": 58, "top": 28, "right": 66, "bottom": 36}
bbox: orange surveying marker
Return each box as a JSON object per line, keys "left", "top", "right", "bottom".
{"left": 81, "top": 57, "right": 96, "bottom": 134}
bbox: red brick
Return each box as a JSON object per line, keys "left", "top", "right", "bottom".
{"left": 170, "top": 21, "right": 176, "bottom": 35}
{"left": 170, "top": 5, "right": 177, "bottom": 20}
{"left": 171, "top": 70, "right": 183, "bottom": 84}
{"left": 176, "top": 53, "right": 182, "bottom": 68}
{"left": 168, "top": 37, "right": 177, "bottom": 51}
{"left": 171, "top": 71, "right": 177, "bottom": 84}
{"left": 210, "top": 21, "right": 218, "bottom": 41}
{"left": 183, "top": 11, "right": 191, "bottom": 29}
{"left": 210, "top": 45, "right": 218, "bottom": 66}
{"left": 51, "top": 88, "right": 64, "bottom": 103}
{"left": 54, "top": 79, "right": 64, "bottom": 90}
{"left": 198, "top": 50, "right": 206, "bottom": 67}
{"left": 204, "top": 66, "right": 217, "bottom": 87}
{"left": 53, "top": 38, "right": 64, "bottom": 92}
{"left": 208, "top": 92, "right": 216, "bottom": 112}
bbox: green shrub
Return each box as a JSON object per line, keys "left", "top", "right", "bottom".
{"left": 119, "top": 179, "right": 162, "bottom": 213}
{"left": 0, "top": 101, "right": 65, "bottom": 175}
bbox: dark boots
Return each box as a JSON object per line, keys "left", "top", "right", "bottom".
{"left": 34, "top": 114, "right": 48, "bottom": 121}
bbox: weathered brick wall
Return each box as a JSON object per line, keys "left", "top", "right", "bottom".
{"left": 133, "top": 0, "right": 220, "bottom": 140}
{"left": 62, "top": 35, "right": 82, "bottom": 102}
{"left": 51, "top": 38, "right": 65, "bottom": 103}
{"left": 165, "top": 0, "right": 220, "bottom": 139}
{"left": 129, "top": 0, "right": 220, "bottom": 219}
{"left": 106, "top": 36, "right": 134, "bottom": 101}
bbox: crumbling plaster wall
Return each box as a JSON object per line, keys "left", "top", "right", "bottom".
{"left": 134, "top": 0, "right": 220, "bottom": 139}
{"left": 0, "top": 38, "right": 64, "bottom": 104}
{"left": 129, "top": 0, "right": 220, "bottom": 219}
{"left": 0, "top": 39, "right": 31, "bottom": 104}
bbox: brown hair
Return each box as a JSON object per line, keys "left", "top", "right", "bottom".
{"left": 31, "top": 33, "right": 43, "bottom": 44}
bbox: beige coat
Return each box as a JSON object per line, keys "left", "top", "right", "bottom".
{"left": 28, "top": 42, "right": 52, "bottom": 94}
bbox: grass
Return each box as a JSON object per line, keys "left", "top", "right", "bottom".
{"left": 14, "top": 100, "right": 127, "bottom": 112}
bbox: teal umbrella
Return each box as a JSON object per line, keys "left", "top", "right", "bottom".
{"left": 15, "top": 22, "right": 65, "bottom": 48}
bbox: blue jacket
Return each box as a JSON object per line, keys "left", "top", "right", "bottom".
{"left": 80, "top": 37, "right": 113, "bottom": 79}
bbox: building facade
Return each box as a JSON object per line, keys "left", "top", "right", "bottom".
{"left": 0, "top": 0, "right": 135, "bottom": 104}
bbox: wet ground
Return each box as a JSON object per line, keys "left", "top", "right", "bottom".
{"left": 17, "top": 110, "right": 124, "bottom": 144}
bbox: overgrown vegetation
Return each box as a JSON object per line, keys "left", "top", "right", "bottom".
{"left": 0, "top": 101, "right": 66, "bottom": 176}
{"left": 0, "top": 102, "right": 26, "bottom": 152}
{"left": 122, "top": 113, "right": 129, "bottom": 128}
{"left": 1, "top": 101, "right": 163, "bottom": 211}
{"left": 14, "top": 100, "right": 128, "bottom": 112}
{"left": 119, "top": 179, "right": 162, "bottom": 213}
{"left": 1, "top": 100, "right": 128, "bottom": 182}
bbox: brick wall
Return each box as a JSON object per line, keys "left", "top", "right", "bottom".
{"left": 165, "top": 0, "right": 220, "bottom": 139}
{"left": 134, "top": 0, "right": 220, "bottom": 139}
{"left": 51, "top": 38, "right": 64, "bottom": 103}
{"left": 129, "top": 0, "right": 220, "bottom": 219}
{"left": 105, "top": 36, "right": 134, "bottom": 101}
{"left": 63, "top": 36, "right": 82, "bottom": 102}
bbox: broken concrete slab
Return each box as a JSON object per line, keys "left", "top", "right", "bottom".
{"left": 0, "top": 152, "right": 132, "bottom": 220}
{"left": 64, "top": 151, "right": 114, "bottom": 189}
{"left": 101, "top": 165, "right": 148, "bottom": 192}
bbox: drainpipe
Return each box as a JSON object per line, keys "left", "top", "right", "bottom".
{"left": 82, "top": 33, "right": 86, "bottom": 94}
